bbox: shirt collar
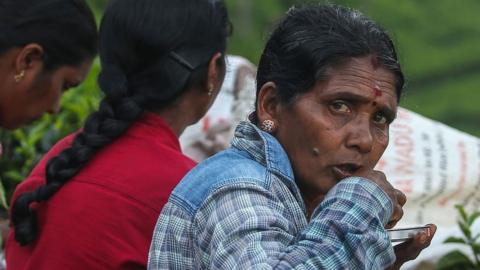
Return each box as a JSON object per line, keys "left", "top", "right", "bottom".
{"left": 232, "top": 121, "right": 295, "bottom": 183}
{"left": 129, "top": 112, "right": 181, "bottom": 151}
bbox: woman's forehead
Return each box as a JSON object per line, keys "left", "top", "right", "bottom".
{"left": 322, "top": 57, "right": 397, "bottom": 99}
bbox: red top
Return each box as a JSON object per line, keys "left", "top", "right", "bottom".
{"left": 5, "top": 113, "right": 196, "bottom": 270}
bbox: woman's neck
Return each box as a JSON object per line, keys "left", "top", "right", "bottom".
{"left": 297, "top": 183, "right": 328, "bottom": 220}
{"left": 153, "top": 88, "right": 207, "bottom": 137}
{"left": 155, "top": 108, "right": 193, "bottom": 137}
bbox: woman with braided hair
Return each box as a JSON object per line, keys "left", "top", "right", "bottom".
{"left": 6, "top": 0, "right": 230, "bottom": 269}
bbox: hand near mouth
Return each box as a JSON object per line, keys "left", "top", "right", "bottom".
{"left": 349, "top": 167, "right": 407, "bottom": 229}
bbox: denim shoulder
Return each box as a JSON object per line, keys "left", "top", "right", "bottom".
{"left": 170, "top": 147, "right": 270, "bottom": 216}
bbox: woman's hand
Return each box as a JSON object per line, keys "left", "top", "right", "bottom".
{"left": 387, "top": 224, "right": 437, "bottom": 270}
{"left": 356, "top": 169, "right": 407, "bottom": 228}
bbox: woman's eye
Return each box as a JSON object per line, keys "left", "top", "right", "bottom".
{"left": 373, "top": 113, "right": 388, "bottom": 125}
{"left": 330, "top": 101, "right": 351, "bottom": 113}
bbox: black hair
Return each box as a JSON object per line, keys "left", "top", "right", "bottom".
{"left": 11, "top": 0, "right": 230, "bottom": 245}
{"left": 0, "top": 0, "right": 98, "bottom": 70}
{"left": 253, "top": 4, "right": 404, "bottom": 122}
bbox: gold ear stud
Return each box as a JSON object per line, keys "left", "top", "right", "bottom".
{"left": 14, "top": 70, "right": 25, "bottom": 83}
{"left": 208, "top": 84, "right": 214, "bottom": 96}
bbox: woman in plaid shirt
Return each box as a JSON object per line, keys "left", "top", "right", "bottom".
{"left": 149, "top": 4, "right": 436, "bottom": 269}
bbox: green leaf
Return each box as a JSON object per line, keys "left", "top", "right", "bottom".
{"left": 472, "top": 243, "right": 480, "bottom": 253}
{"left": 459, "top": 221, "right": 472, "bottom": 239}
{"left": 437, "top": 251, "right": 475, "bottom": 270}
{"left": 473, "top": 233, "right": 480, "bottom": 242}
{"left": 468, "top": 212, "right": 480, "bottom": 226}
{"left": 4, "top": 170, "right": 24, "bottom": 182}
{"left": 0, "top": 180, "right": 8, "bottom": 209}
{"left": 444, "top": 236, "right": 467, "bottom": 245}
{"left": 456, "top": 205, "right": 469, "bottom": 223}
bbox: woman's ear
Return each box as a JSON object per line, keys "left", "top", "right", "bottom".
{"left": 206, "top": 52, "right": 225, "bottom": 95}
{"left": 14, "top": 44, "right": 45, "bottom": 73}
{"left": 256, "top": 81, "right": 281, "bottom": 129}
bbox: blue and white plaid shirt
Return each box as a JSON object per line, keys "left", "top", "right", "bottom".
{"left": 148, "top": 122, "right": 395, "bottom": 269}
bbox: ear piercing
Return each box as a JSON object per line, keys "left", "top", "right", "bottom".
{"left": 312, "top": 147, "right": 320, "bottom": 156}
{"left": 14, "top": 70, "right": 25, "bottom": 83}
{"left": 208, "top": 84, "right": 214, "bottom": 96}
{"left": 260, "top": 119, "right": 275, "bottom": 133}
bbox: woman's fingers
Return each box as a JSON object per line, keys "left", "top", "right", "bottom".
{"left": 389, "top": 224, "right": 437, "bottom": 270}
{"left": 395, "top": 189, "right": 407, "bottom": 206}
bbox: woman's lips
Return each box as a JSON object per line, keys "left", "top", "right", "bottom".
{"left": 332, "top": 164, "right": 360, "bottom": 181}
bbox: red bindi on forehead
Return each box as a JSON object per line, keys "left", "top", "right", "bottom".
{"left": 370, "top": 81, "right": 397, "bottom": 101}
{"left": 368, "top": 56, "right": 396, "bottom": 98}
{"left": 370, "top": 57, "right": 388, "bottom": 98}
{"left": 373, "top": 84, "right": 382, "bottom": 97}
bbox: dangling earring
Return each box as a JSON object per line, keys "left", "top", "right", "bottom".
{"left": 14, "top": 70, "right": 25, "bottom": 83}
{"left": 207, "top": 84, "right": 214, "bottom": 96}
{"left": 260, "top": 119, "right": 275, "bottom": 133}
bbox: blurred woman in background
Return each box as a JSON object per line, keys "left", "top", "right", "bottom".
{"left": 6, "top": 0, "right": 230, "bottom": 269}
{"left": 0, "top": 1, "right": 97, "bottom": 268}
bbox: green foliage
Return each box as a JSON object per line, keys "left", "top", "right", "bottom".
{"left": 438, "top": 251, "right": 476, "bottom": 270}
{"left": 437, "top": 205, "right": 480, "bottom": 270}
{"left": 86, "top": 0, "right": 109, "bottom": 19}
{"left": 225, "top": 0, "right": 287, "bottom": 64}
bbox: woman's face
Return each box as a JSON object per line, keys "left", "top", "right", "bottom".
{"left": 0, "top": 59, "right": 93, "bottom": 130}
{"left": 273, "top": 56, "right": 398, "bottom": 202}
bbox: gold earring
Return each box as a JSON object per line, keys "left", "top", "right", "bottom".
{"left": 207, "top": 84, "right": 214, "bottom": 96}
{"left": 260, "top": 119, "right": 275, "bottom": 133}
{"left": 14, "top": 70, "right": 25, "bottom": 83}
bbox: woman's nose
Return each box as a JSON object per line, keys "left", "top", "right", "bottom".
{"left": 345, "top": 116, "right": 373, "bottom": 153}
{"left": 47, "top": 100, "right": 61, "bottom": 114}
